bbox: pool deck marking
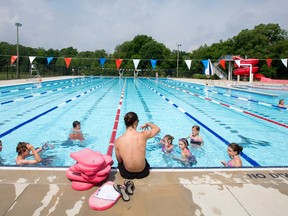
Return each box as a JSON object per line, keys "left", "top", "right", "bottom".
{"left": 0, "top": 78, "right": 115, "bottom": 139}
{"left": 106, "top": 79, "right": 126, "bottom": 156}
{"left": 141, "top": 79, "right": 260, "bottom": 167}
{"left": 0, "top": 78, "right": 97, "bottom": 106}
{"left": 160, "top": 80, "right": 288, "bottom": 128}
{"left": 166, "top": 79, "right": 287, "bottom": 110}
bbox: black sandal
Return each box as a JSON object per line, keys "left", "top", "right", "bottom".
{"left": 113, "top": 184, "right": 130, "bottom": 202}
{"left": 124, "top": 180, "right": 135, "bottom": 195}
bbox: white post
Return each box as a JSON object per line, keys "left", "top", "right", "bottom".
{"left": 248, "top": 64, "right": 253, "bottom": 85}
{"left": 176, "top": 44, "right": 181, "bottom": 78}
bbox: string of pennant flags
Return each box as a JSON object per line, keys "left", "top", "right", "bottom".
{"left": 8, "top": 55, "right": 288, "bottom": 70}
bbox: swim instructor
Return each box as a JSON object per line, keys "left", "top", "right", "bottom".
{"left": 115, "top": 112, "right": 160, "bottom": 179}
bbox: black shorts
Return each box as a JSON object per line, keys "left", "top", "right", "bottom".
{"left": 118, "top": 159, "right": 150, "bottom": 179}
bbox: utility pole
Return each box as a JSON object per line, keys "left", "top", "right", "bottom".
{"left": 15, "top": 22, "right": 22, "bottom": 79}
{"left": 176, "top": 44, "right": 181, "bottom": 78}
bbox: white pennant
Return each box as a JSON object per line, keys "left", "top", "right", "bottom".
{"left": 185, "top": 60, "right": 192, "bottom": 70}
{"left": 235, "top": 60, "right": 241, "bottom": 67}
{"left": 281, "top": 59, "right": 287, "bottom": 68}
{"left": 29, "top": 56, "right": 36, "bottom": 64}
{"left": 133, "top": 59, "right": 140, "bottom": 69}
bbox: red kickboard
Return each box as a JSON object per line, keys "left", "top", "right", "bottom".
{"left": 88, "top": 181, "right": 120, "bottom": 211}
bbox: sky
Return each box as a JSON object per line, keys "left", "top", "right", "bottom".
{"left": 0, "top": 0, "right": 287, "bottom": 54}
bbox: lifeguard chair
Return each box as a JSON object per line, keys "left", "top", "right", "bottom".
{"left": 29, "top": 64, "right": 42, "bottom": 84}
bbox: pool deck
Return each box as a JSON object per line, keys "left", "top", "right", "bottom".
{"left": 1, "top": 77, "right": 288, "bottom": 216}
{"left": 1, "top": 167, "right": 288, "bottom": 216}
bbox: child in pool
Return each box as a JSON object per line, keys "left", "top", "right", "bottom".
{"left": 278, "top": 99, "right": 286, "bottom": 108}
{"left": 16, "top": 142, "right": 42, "bottom": 165}
{"left": 189, "top": 125, "right": 204, "bottom": 147}
{"left": 69, "top": 120, "right": 85, "bottom": 141}
{"left": 173, "top": 138, "right": 197, "bottom": 166}
{"left": 159, "top": 134, "right": 174, "bottom": 153}
{"left": 221, "top": 143, "right": 243, "bottom": 167}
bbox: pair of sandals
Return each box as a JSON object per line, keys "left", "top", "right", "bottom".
{"left": 113, "top": 180, "right": 135, "bottom": 202}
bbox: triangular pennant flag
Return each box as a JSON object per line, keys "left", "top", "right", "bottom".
{"left": 133, "top": 59, "right": 140, "bottom": 69}
{"left": 99, "top": 58, "right": 106, "bottom": 67}
{"left": 281, "top": 59, "right": 287, "bottom": 68}
{"left": 219, "top": 59, "right": 226, "bottom": 70}
{"left": 115, "top": 59, "right": 123, "bottom": 70}
{"left": 150, "top": 59, "right": 157, "bottom": 69}
{"left": 11, "top": 56, "right": 17, "bottom": 65}
{"left": 65, "top": 58, "right": 72, "bottom": 68}
{"left": 29, "top": 56, "right": 36, "bottom": 64}
{"left": 235, "top": 60, "right": 241, "bottom": 67}
{"left": 266, "top": 58, "right": 272, "bottom": 67}
{"left": 201, "top": 60, "right": 208, "bottom": 69}
{"left": 47, "top": 57, "right": 53, "bottom": 65}
{"left": 184, "top": 60, "right": 192, "bottom": 70}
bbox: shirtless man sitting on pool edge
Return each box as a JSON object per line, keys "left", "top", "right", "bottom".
{"left": 115, "top": 112, "right": 160, "bottom": 179}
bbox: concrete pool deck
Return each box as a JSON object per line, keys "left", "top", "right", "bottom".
{"left": 0, "top": 167, "right": 288, "bottom": 216}
{"left": 1, "top": 77, "right": 287, "bottom": 215}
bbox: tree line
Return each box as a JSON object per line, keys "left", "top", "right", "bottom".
{"left": 0, "top": 23, "right": 287, "bottom": 79}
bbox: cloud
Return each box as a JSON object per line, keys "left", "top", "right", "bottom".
{"left": 0, "top": 0, "right": 287, "bottom": 53}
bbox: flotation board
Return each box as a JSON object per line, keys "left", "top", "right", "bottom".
{"left": 88, "top": 181, "right": 120, "bottom": 211}
{"left": 70, "top": 148, "right": 105, "bottom": 167}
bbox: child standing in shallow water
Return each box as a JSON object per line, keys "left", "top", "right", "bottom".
{"left": 221, "top": 143, "right": 243, "bottom": 167}
{"left": 189, "top": 125, "right": 204, "bottom": 147}
{"left": 173, "top": 138, "right": 197, "bottom": 166}
{"left": 69, "top": 120, "right": 85, "bottom": 141}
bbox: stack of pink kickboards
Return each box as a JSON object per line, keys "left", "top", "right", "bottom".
{"left": 66, "top": 148, "right": 113, "bottom": 191}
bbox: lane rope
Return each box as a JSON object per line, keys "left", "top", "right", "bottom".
{"left": 140, "top": 79, "right": 260, "bottom": 167}
{"left": 107, "top": 79, "right": 127, "bottom": 156}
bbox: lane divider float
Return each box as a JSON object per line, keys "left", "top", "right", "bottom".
{"left": 107, "top": 79, "right": 127, "bottom": 156}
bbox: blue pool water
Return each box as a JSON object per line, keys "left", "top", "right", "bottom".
{"left": 0, "top": 77, "right": 287, "bottom": 168}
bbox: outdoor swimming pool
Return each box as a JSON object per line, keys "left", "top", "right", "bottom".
{"left": 0, "top": 77, "right": 287, "bottom": 168}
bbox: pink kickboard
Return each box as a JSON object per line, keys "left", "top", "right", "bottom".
{"left": 66, "top": 169, "right": 108, "bottom": 184}
{"left": 81, "top": 165, "right": 111, "bottom": 180}
{"left": 70, "top": 148, "right": 105, "bottom": 167}
{"left": 89, "top": 181, "right": 120, "bottom": 211}
{"left": 103, "top": 154, "right": 113, "bottom": 166}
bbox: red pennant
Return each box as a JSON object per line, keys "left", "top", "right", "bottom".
{"left": 266, "top": 58, "right": 272, "bottom": 67}
{"left": 65, "top": 58, "right": 72, "bottom": 68}
{"left": 115, "top": 59, "right": 123, "bottom": 70}
{"left": 219, "top": 59, "right": 226, "bottom": 70}
{"left": 11, "top": 55, "right": 17, "bottom": 65}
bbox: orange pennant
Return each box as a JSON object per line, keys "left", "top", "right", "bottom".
{"left": 11, "top": 55, "right": 17, "bottom": 65}
{"left": 266, "top": 58, "right": 272, "bottom": 67}
{"left": 219, "top": 59, "right": 226, "bottom": 70}
{"left": 65, "top": 58, "right": 72, "bottom": 68}
{"left": 116, "top": 59, "right": 123, "bottom": 70}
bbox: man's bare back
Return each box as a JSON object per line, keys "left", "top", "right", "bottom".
{"left": 115, "top": 112, "right": 160, "bottom": 179}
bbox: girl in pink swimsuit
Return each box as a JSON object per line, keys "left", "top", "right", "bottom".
{"left": 221, "top": 143, "right": 243, "bottom": 167}
{"left": 159, "top": 134, "right": 174, "bottom": 153}
{"left": 173, "top": 138, "right": 197, "bottom": 166}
